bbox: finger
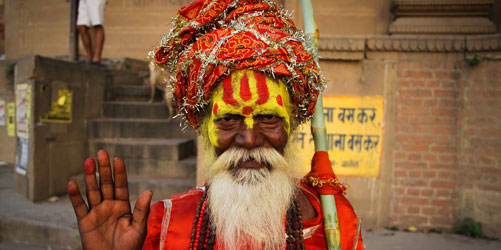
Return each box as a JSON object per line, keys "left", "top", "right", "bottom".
{"left": 84, "top": 158, "right": 102, "bottom": 208}
{"left": 113, "top": 157, "right": 130, "bottom": 204}
{"left": 68, "top": 181, "right": 88, "bottom": 220}
{"left": 97, "top": 150, "right": 114, "bottom": 200}
{"left": 132, "top": 190, "right": 153, "bottom": 228}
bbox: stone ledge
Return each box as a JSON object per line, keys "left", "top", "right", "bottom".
{"left": 317, "top": 34, "right": 501, "bottom": 60}
{"left": 393, "top": 0, "right": 495, "bottom": 6}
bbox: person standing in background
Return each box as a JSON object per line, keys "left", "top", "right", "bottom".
{"left": 77, "top": 0, "right": 108, "bottom": 65}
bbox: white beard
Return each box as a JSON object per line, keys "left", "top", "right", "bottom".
{"left": 206, "top": 145, "right": 302, "bottom": 250}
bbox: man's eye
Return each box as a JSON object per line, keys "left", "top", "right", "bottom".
{"left": 262, "top": 114, "right": 277, "bottom": 120}
{"left": 257, "top": 114, "right": 280, "bottom": 121}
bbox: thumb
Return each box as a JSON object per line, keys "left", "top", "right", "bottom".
{"left": 132, "top": 190, "right": 153, "bottom": 228}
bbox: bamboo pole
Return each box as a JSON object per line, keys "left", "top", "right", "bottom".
{"left": 300, "top": 1, "right": 341, "bottom": 249}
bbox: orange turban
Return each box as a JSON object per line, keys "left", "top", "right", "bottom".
{"left": 151, "top": 0, "right": 324, "bottom": 129}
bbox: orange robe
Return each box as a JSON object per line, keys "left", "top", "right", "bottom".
{"left": 143, "top": 183, "right": 364, "bottom": 250}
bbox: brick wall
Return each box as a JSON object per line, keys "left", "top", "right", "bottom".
{"left": 392, "top": 60, "right": 501, "bottom": 237}
{"left": 458, "top": 61, "right": 501, "bottom": 238}
{"left": 392, "top": 61, "right": 461, "bottom": 230}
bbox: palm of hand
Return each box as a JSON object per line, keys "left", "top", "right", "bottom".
{"left": 68, "top": 150, "right": 152, "bottom": 250}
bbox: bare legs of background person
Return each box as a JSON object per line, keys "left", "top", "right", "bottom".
{"left": 77, "top": 25, "right": 105, "bottom": 64}
{"left": 93, "top": 25, "right": 105, "bottom": 64}
{"left": 77, "top": 25, "right": 93, "bottom": 63}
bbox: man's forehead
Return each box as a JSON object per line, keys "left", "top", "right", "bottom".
{"left": 210, "top": 70, "right": 291, "bottom": 116}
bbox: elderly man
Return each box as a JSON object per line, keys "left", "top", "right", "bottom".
{"left": 68, "top": 0, "right": 364, "bottom": 249}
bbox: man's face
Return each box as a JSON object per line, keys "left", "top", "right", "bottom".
{"left": 206, "top": 70, "right": 293, "bottom": 162}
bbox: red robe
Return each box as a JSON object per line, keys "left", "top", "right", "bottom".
{"left": 143, "top": 183, "right": 364, "bottom": 250}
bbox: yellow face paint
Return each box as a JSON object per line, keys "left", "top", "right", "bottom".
{"left": 207, "top": 70, "right": 293, "bottom": 147}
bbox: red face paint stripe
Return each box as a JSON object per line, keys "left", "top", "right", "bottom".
{"left": 254, "top": 71, "right": 269, "bottom": 105}
{"left": 276, "top": 95, "right": 283, "bottom": 106}
{"left": 222, "top": 75, "right": 238, "bottom": 106}
{"left": 242, "top": 106, "right": 253, "bottom": 115}
{"left": 213, "top": 103, "right": 218, "bottom": 115}
{"left": 240, "top": 73, "right": 252, "bottom": 101}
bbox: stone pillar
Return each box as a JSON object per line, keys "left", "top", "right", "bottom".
{"left": 14, "top": 55, "right": 108, "bottom": 201}
{"left": 390, "top": 0, "right": 497, "bottom": 35}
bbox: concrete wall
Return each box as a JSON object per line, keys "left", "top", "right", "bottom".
{"left": 14, "top": 55, "right": 108, "bottom": 201}
{"left": 0, "top": 60, "right": 15, "bottom": 164}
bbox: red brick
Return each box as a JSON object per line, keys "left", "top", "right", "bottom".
{"left": 394, "top": 204, "right": 405, "bottom": 213}
{"left": 423, "top": 99, "right": 437, "bottom": 107}
{"left": 409, "top": 170, "right": 422, "bottom": 178}
{"left": 430, "top": 146, "right": 456, "bottom": 153}
{"left": 438, "top": 155, "right": 454, "bottom": 163}
{"left": 439, "top": 99, "right": 455, "bottom": 106}
{"left": 423, "top": 171, "right": 437, "bottom": 178}
{"left": 435, "top": 71, "right": 460, "bottom": 80}
{"left": 436, "top": 189, "right": 451, "bottom": 197}
{"left": 440, "top": 81, "right": 458, "bottom": 89}
{"left": 407, "top": 188, "right": 420, "bottom": 196}
{"left": 395, "top": 162, "right": 426, "bottom": 169}
{"left": 438, "top": 171, "right": 451, "bottom": 178}
{"left": 431, "top": 108, "right": 455, "bottom": 116}
{"left": 430, "top": 216, "right": 452, "bottom": 225}
{"left": 411, "top": 80, "right": 426, "bottom": 87}
{"left": 427, "top": 80, "right": 439, "bottom": 87}
{"left": 480, "top": 128, "right": 501, "bottom": 137}
{"left": 394, "top": 152, "right": 407, "bottom": 160}
{"left": 405, "top": 71, "right": 433, "bottom": 79}
{"left": 430, "top": 163, "right": 455, "bottom": 170}
{"left": 443, "top": 63, "right": 456, "bottom": 70}
{"left": 401, "top": 144, "right": 430, "bottom": 152}
{"left": 400, "top": 215, "right": 428, "bottom": 224}
{"left": 399, "top": 80, "right": 411, "bottom": 87}
{"left": 400, "top": 106, "right": 429, "bottom": 116}
{"left": 394, "top": 187, "right": 405, "bottom": 195}
{"left": 394, "top": 170, "right": 407, "bottom": 178}
{"left": 480, "top": 167, "right": 501, "bottom": 176}
{"left": 407, "top": 206, "right": 420, "bottom": 214}
{"left": 423, "top": 154, "right": 437, "bottom": 162}
{"left": 399, "top": 62, "right": 410, "bottom": 69}
{"left": 426, "top": 62, "right": 441, "bottom": 69}
{"left": 401, "top": 179, "right": 427, "bottom": 186}
{"left": 431, "top": 199, "right": 456, "bottom": 207}
{"left": 478, "top": 184, "right": 501, "bottom": 192}
{"left": 431, "top": 181, "right": 456, "bottom": 189}
{"left": 421, "top": 189, "right": 434, "bottom": 197}
{"left": 422, "top": 207, "right": 435, "bottom": 215}
{"left": 408, "top": 154, "right": 421, "bottom": 161}
{"left": 434, "top": 90, "right": 456, "bottom": 97}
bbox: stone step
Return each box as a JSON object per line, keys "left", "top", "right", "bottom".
{"left": 124, "top": 157, "right": 197, "bottom": 179}
{"left": 110, "top": 85, "right": 162, "bottom": 102}
{"left": 88, "top": 138, "right": 196, "bottom": 161}
{"left": 0, "top": 217, "right": 80, "bottom": 250}
{"left": 103, "top": 101, "right": 174, "bottom": 119}
{"left": 88, "top": 118, "right": 196, "bottom": 139}
{"left": 127, "top": 177, "right": 196, "bottom": 202}
{"left": 109, "top": 69, "right": 144, "bottom": 86}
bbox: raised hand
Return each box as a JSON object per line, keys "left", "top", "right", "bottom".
{"left": 68, "top": 150, "right": 153, "bottom": 250}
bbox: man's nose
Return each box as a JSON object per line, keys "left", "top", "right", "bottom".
{"left": 235, "top": 126, "right": 262, "bottom": 149}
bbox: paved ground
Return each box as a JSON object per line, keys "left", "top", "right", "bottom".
{"left": 1, "top": 165, "right": 500, "bottom": 250}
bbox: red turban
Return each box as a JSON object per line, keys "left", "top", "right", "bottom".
{"left": 151, "top": 0, "right": 324, "bottom": 129}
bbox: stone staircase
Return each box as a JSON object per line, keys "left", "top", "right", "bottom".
{"left": 87, "top": 69, "right": 197, "bottom": 202}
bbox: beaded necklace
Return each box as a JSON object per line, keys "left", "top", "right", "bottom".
{"left": 189, "top": 188, "right": 305, "bottom": 250}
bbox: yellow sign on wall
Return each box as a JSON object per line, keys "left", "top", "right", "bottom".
{"left": 291, "top": 95, "right": 384, "bottom": 177}
{"left": 7, "top": 102, "right": 16, "bottom": 137}
{"left": 16, "top": 84, "right": 31, "bottom": 138}
{"left": 40, "top": 88, "right": 73, "bottom": 123}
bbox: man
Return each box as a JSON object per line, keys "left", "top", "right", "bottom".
{"left": 77, "top": 0, "right": 108, "bottom": 64}
{"left": 68, "top": 1, "right": 364, "bottom": 249}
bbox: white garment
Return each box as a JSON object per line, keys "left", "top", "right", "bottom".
{"left": 77, "top": 0, "right": 109, "bottom": 27}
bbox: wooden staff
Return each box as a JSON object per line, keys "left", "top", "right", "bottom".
{"left": 300, "top": 0, "right": 341, "bottom": 249}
